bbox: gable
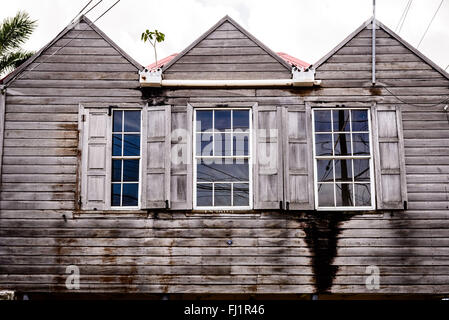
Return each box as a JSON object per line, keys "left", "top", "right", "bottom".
{"left": 1, "top": 15, "right": 142, "bottom": 86}
{"left": 163, "top": 16, "right": 292, "bottom": 80}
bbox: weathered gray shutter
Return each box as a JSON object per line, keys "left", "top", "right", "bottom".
{"left": 170, "top": 104, "right": 193, "bottom": 210}
{"left": 253, "top": 104, "right": 284, "bottom": 209}
{"left": 372, "top": 106, "right": 407, "bottom": 210}
{"left": 79, "top": 105, "right": 111, "bottom": 210}
{"left": 141, "top": 105, "right": 171, "bottom": 209}
{"left": 282, "top": 106, "right": 314, "bottom": 210}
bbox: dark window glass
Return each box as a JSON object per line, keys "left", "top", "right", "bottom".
{"left": 214, "top": 110, "right": 231, "bottom": 131}
{"left": 314, "top": 110, "right": 332, "bottom": 132}
{"left": 123, "top": 134, "right": 140, "bottom": 156}
{"left": 196, "top": 133, "right": 213, "bottom": 156}
{"left": 124, "top": 111, "right": 140, "bottom": 132}
{"left": 353, "top": 159, "right": 370, "bottom": 181}
{"left": 112, "top": 134, "right": 122, "bottom": 156}
{"left": 233, "top": 183, "right": 249, "bottom": 206}
{"left": 333, "top": 109, "right": 350, "bottom": 132}
{"left": 317, "top": 159, "right": 334, "bottom": 182}
{"left": 334, "top": 133, "right": 351, "bottom": 155}
{"left": 354, "top": 183, "right": 371, "bottom": 206}
{"left": 351, "top": 110, "right": 369, "bottom": 131}
{"left": 352, "top": 133, "right": 370, "bottom": 155}
{"left": 196, "top": 111, "right": 213, "bottom": 132}
{"left": 112, "top": 160, "right": 122, "bottom": 182}
{"left": 233, "top": 133, "right": 249, "bottom": 156}
{"left": 197, "top": 159, "right": 249, "bottom": 182}
{"left": 122, "top": 183, "right": 138, "bottom": 206}
{"left": 233, "top": 110, "right": 249, "bottom": 131}
{"left": 335, "top": 183, "right": 353, "bottom": 206}
{"left": 123, "top": 160, "right": 139, "bottom": 182}
{"left": 315, "top": 134, "right": 333, "bottom": 156}
{"left": 318, "top": 184, "right": 334, "bottom": 207}
{"left": 111, "top": 184, "right": 121, "bottom": 206}
{"left": 214, "top": 133, "right": 232, "bottom": 156}
{"left": 197, "top": 183, "right": 213, "bottom": 206}
{"left": 113, "top": 110, "right": 122, "bottom": 132}
{"left": 334, "top": 159, "right": 353, "bottom": 182}
{"left": 214, "top": 183, "right": 232, "bottom": 206}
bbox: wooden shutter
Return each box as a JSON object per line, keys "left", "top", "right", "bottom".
{"left": 282, "top": 106, "right": 314, "bottom": 210}
{"left": 141, "top": 105, "right": 171, "bottom": 209}
{"left": 253, "top": 104, "right": 284, "bottom": 209}
{"left": 79, "top": 105, "right": 111, "bottom": 210}
{"left": 170, "top": 104, "right": 193, "bottom": 210}
{"left": 372, "top": 106, "right": 407, "bottom": 210}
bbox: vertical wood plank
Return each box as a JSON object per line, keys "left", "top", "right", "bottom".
{"left": 0, "top": 88, "right": 5, "bottom": 186}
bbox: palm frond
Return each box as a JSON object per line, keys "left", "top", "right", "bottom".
{"left": 0, "top": 11, "right": 37, "bottom": 53}
{"left": 0, "top": 50, "right": 34, "bottom": 75}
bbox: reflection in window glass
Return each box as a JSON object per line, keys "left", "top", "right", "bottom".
{"left": 195, "top": 109, "right": 251, "bottom": 208}
{"left": 112, "top": 110, "right": 141, "bottom": 207}
{"left": 313, "top": 108, "right": 373, "bottom": 209}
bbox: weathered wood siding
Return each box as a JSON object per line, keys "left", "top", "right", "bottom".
{"left": 0, "top": 19, "right": 449, "bottom": 296}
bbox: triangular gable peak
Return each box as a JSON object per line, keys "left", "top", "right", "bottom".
{"left": 162, "top": 15, "right": 293, "bottom": 80}
{"left": 1, "top": 15, "right": 142, "bottom": 86}
{"left": 314, "top": 16, "right": 449, "bottom": 80}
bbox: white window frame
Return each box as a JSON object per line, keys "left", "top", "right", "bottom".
{"left": 312, "top": 107, "right": 376, "bottom": 211}
{"left": 110, "top": 108, "right": 143, "bottom": 210}
{"left": 193, "top": 108, "right": 253, "bottom": 210}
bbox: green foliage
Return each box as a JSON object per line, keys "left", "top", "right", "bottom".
{"left": 0, "top": 11, "right": 37, "bottom": 75}
{"left": 141, "top": 29, "right": 165, "bottom": 67}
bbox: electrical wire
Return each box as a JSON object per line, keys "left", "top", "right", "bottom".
{"left": 398, "top": 0, "right": 413, "bottom": 33}
{"left": 417, "top": 0, "right": 445, "bottom": 48}
{"left": 71, "top": 0, "right": 95, "bottom": 24}
{"left": 395, "top": 0, "right": 412, "bottom": 31}
{"left": 381, "top": 85, "right": 449, "bottom": 108}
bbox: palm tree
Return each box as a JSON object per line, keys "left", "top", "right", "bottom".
{"left": 0, "top": 11, "right": 37, "bottom": 76}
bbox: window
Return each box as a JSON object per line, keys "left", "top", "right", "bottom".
{"left": 111, "top": 110, "right": 141, "bottom": 207}
{"left": 312, "top": 108, "right": 375, "bottom": 210}
{"left": 194, "top": 109, "right": 252, "bottom": 209}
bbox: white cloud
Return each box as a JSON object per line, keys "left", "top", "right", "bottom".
{"left": 1, "top": 0, "right": 448, "bottom": 69}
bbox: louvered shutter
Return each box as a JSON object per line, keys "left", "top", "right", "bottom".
{"left": 141, "top": 105, "right": 171, "bottom": 209}
{"left": 282, "top": 106, "right": 314, "bottom": 210}
{"left": 253, "top": 104, "right": 284, "bottom": 209}
{"left": 79, "top": 105, "right": 111, "bottom": 210}
{"left": 372, "top": 106, "right": 407, "bottom": 210}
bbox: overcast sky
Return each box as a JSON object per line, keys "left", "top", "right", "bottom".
{"left": 1, "top": 0, "right": 448, "bottom": 69}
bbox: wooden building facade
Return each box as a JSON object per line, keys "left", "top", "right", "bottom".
{"left": 0, "top": 15, "right": 448, "bottom": 299}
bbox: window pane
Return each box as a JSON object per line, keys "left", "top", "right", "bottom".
{"left": 233, "top": 133, "right": 249, "bottom": 156}
{"left": 233, "top": 183, "right": 249, "bottom": 206}
{"left": 196, "top": 111, "right": 213, "bottom": 132}
{"left": 197, "top": 159, "right": 249, "bottom": 182}
{"left": 214, "top": 133, "right": 232, "bottom": 156}
{"left": 317, "top": 159, "right": 334, "bottom": 182}
{"left": 314, "top": 110, "right": 332, "bottom": 132}
{"left": 333, "top": 109, "right": 350, "bottom": 132}
{"left": 123, "top": 159, "right": 139, "bottom": 182}
{"left": 318, "top": 183, "right": 334, "bottom": 207}
{"left": 124, "top": 111, "right": 140, "bottom": 132}
{"left": 197, "top": 183, "right": 212, "bottom": 206}
{"left": 335, "top": 183, "right": 354, "bottom": 207}
{"left": 353, "top": 159, "right": 370, "bottom": 181}
{"left": 112, "top": 160, "right": 122, "bottom": 182}
{"left": 123, "top": 134, "right": 140, "bottom": 156}
{"left": 113, "top": 110, "right": 122, "bottom": 132}
{"left": 122, "top": 183, "right": 138, "bottom": 206}
{"left": 352, "top": 133, "right": 370, "bottom": 155}
{"left": 112, "top": 134, "right": 122, "bottom": 156}
{"left": 214, "top": 183, "right": 232, "bottom": 206}
{"left": 315, "top": 134, "right": 333, "bottom": 156}
{"left": 334, "top": 159, "right": 353, "bottom": 182}
{"left": 351, "top": 110, "right": 369, "bottom": 131}
{"left": 354, "top": 183, "right": 371, "bottom": 206}
{"left": 214, "top": 110, "right": 231, "bottom": 131}
{"left": 111, "top": 183, "right": 121, "bottom": 206}
{"left": 233, "top": 110, "right": 249, "bottom": 131}
{"left": 196, "top": 133, "right": 213, "bottom": 156}
{"left": 334, "top": 133, "right": 351, "bottom": 156}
